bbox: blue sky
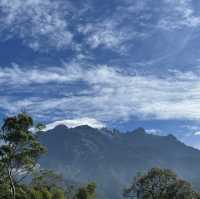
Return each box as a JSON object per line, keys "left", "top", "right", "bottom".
{"left": 1, "top": 0, "right": 200, "bottom": 148}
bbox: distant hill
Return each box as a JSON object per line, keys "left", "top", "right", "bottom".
{"left": 39, "top": 125, "right": 200, "bottom": 199}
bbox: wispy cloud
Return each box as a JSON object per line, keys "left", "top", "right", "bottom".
{"left": 0, "top": 0, "right": 73, "bottom": 51}
{"left": 77, "top": 0, "right": 151, "bottom": 53}
{"left": 181, "top": 131, "right": 200, "bottom": 149}
{"left": 159, "top": 0, "right": 200, "bottom": 30}
{"left": 0, "top": 0, "right": 149, "bottom": 53}
{"left": 1, "top": 0, "right": 200, "bottom": 150}
{"left": 1, "top": 0, "right": 198, "bottom": 54}
{"left": 1, "top": 63, "right": 200, "bottom": 123}
{"left": 78, "top": 20, "right": 146, "bottom": 54}
{"left": 0, "top": 63, "right": 83, "bottom": 86}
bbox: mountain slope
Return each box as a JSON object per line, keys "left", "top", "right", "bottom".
{"left": 39, "top": 125, "right": 200, "bottom": 199}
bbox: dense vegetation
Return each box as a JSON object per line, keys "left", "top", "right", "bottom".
{"left": 0, "top": 113, "right": 96, "bottom": 199}
{"left": 124, "top": 168, "right": 200, "bottom": 199}
{"left": 0, "top": 113, "right": 199, "bottom": 199}
{"left": 40, "top": 124, "right": 200, "bottom": 199}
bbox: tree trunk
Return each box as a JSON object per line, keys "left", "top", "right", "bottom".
{"left": 8, "top": 169, "right": 16, "bottom": 199}
{"left": 10, "top": 179, "right": 16, "bottom": 199}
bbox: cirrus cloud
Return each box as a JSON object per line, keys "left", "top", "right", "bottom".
{"left": 0, "top": 0, "right": 73, "bottom": 51}
{"left": 1, "top": 63, "right": 200, "bottom": 123}
{"left": 159, "top": 0, "right": 200, "bottom": 30}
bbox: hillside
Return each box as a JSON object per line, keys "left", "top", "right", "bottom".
{"left": 39, "top": 125, "right": 200, "bottom": 199}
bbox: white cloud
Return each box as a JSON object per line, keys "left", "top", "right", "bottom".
{"left": 78, "top": 22, "right": 128, "bottom": 52}
{"left": 0, "top": 0, "right": 73, "bottom": 51}
{"left": 0, "top": 0, "right": 150, "bottom": 53}
{"left": 159, "top": 0, "right": 200, "bottom": 30}
{"left": 0, "top": 63, "right": 83, "bottom": 86}
{"left": 179, "top": 126, "right": 200, "bottom": 149}
{"left": 146, "top": 129, "right": 162, "bottom": 135}
{"left": 43, "top": 117, "right": 105, "bottom": 131}
{"left": 182, "top": 124, "right": 200, "bottom": 131}
{"left": 1, "top": 64, "right": 200, "bottom": 122}
{"left": 194, "top": 131, "right": 200, "bottom": 135}
{"left": 181, "top": 132, "right": 200, "bottom": 150}
{"left": 0, "top": 0, "right": 199, "bottom": 53}
{"left": 78, "top": 4, "right": 148, "bottom": 53}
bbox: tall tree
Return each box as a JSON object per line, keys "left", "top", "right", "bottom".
{"left": 0, "top": 112, "right": 46, "bottom": 199}
{"left": 75, "top": 183, "right": 96, "bottom": 199}
{"left": 124, "top": 168, "right": 200, "bottom": 199}
{"left": 31, "top": 169, "right": 65, "bottom": 189}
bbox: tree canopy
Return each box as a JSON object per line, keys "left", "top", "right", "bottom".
{"left": 0, "top": 113, "right": 97, "bottom": 199}
{"left": 0, "top": 112, "right": 46, "bottom": 199}
{"left": 124, "top": 168, "right": 200, "bottom": 199}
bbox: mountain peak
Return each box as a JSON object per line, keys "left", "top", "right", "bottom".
{"left": 130, "top": 127, "right": 146, "bottom": 135}
{"left": 43, "top": 118, "right": 105, "bottom": 131}
{"left": 73, "top": 124, "right": 97, "bottom": 130}
{"left": 166, "top": 134, "right": 178, "bottom": 141}
{"left": 51, "top": 124, "right": 68, "bottom": 131}
{"left": 39, "top": 125, "right": 200, "bottom": 199}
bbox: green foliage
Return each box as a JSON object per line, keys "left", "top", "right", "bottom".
{"left": 0, "top": 185, "right": 66, "bottom": 199}
{"left": 30, "top": 169, "right": 67, "bottom": 199}
{"left": 0, "top": 113, "right": 96, "bottom": 199}
{"left": 29, "top": 188, "right": 43, "bottom": 199}
{"left": 0, "top": 183, "right": 10, "bottom": 199}
{"left": 0, "top": 112, "right": 46, "bottom": 170}
{"left": 16, "top": 185, "right": 28, "bottom": 199}
{"left": 40, "top": 188, "right": 53, "bottom": 199}
{"left": 124, "top": 168, "right": 200, "bottom": 199}
{"left": 75, "top": 183, "right": 96, "bottom": 199}
{"left": 0, "top": 112, "right": 46, "bottom": 199}
{"left": 31, "top": 169, "right": 64, "bottom": 188}
{"left": 51, "top": 187, "right": 65, "bottom": 199}
{"left": 28, "top": 187, "right": 52, "bottom": 199}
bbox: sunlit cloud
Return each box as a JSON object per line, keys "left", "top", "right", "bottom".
{"left": 43, "top": 118, "right": 105, "bottom": 131}
{"left": 1, "top": 63, "right": 200, "bottom": 123}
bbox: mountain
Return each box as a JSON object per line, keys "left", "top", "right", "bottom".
{"left": 39, "top": 125, "right": 200, "bottom": 199}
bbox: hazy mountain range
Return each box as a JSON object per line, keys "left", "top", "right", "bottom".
{"left": 39, "top": 125, "right": 200, "bottom": 199}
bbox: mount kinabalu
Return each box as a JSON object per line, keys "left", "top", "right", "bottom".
{"left": 39, "top": 124, "right": 200, "bottom": 199}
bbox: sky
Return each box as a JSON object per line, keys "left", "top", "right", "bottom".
{"left": 1, "top": 0, "right": 200, "bottom": 148}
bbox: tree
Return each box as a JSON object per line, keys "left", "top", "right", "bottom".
{"left": 51, "top": 187, "right": 65, "bottom": 199}
{"left": 31, "top": 169, "right": 64, "bottom": 189}
{"left": 75, "top": 183, "right": 96, "bottom": 199}
{"left": 31, "top": 169, "right": 66, "bottom": 199}
{"left": 0, "top": 182, "right": 10, "bottom": 199}
{"left": 0, "top": 112, "right": 46, "bottom": 199}
{"left": 123, "top": 168, "right": 200, "bottom": 199}
{"left": 29, "top": 187, "right": 52, "bottom": 199}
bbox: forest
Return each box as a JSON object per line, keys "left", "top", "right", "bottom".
{"left": 0, "top": 113, "right": 200, "bottom": 199}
